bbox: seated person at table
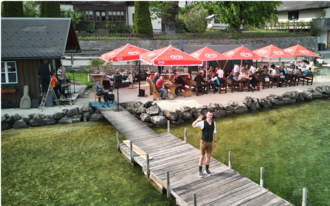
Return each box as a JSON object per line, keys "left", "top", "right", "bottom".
{"left": 248, "top": 71, "right": 258, "bottom": 92}
{"left": 152, "top": 72, "right": 160, "bottom": 84}
{"left": 262, "top": 63, "right": 268, "bottom": 71}
{"left": 216, "top": 67, "right": 224, "bottom": 78}
{"left": 302, "top": 71, "right": 309, "bottom": 76}
{"left": 93, "top": 79, "right": 108, "bottom": 102}
{"left": 272, "top": 67, "right": 280, "bottom": 82}
{"left": 309, "top": 60, "right": 314, "bottom": 67}
{"left": 263, "top": 69, "right": 271, "bottom": 83}
{"left": 156, "top": 76, "right": 167, "bottom": 100}
{"left": 228, "top": 72, "right": 239, "bottom": 86}
{"left": 278, "top": 67, "right": 286, "bottom": 87}
{"left": 292, "top": 66, "right": 300, "bottom": 81}
{"left": 173, "top": 72, "right": 185, "bottom": 95}
{"left": 194, "top": 72, "right": 207, "bottom": 92}
{"left": 209, "top": 71, "right": 220, "bottom": 91}
{"left": 289, "top": 61, "right": 295, "bottom": 69}
{"left": 250, "top": 65, "right": 257, "bottom": 74}
{"left": 270, "top": 62, "right": 275, "bottom": 70}
{"left": 299, "top": 59, "right": 306, "bottom": 69}
{"left": 284, "top": 66, "right": 290, "bottom": 74}
{"left": 233, "top": 63, "right": 240, "bottom": 75}
{"left": 255, "top": 67, "right": 262, "bottom": 75}
{"left": 103, "top": 75, "right": 113, "bottom": 85}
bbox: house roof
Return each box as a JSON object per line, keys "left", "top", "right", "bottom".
{"left": 183, "top": 44, "right": 255, "bottom": 54}
{"left": 277, "top": 1, "right": 330, "bottom": 12}
{"left": 1, "top": 18, "right": 81, "bottom": 60}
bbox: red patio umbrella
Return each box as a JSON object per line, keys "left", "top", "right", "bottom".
{"left": 253, "top": 44, "right": 295, "bottom": 69}
{"left": 140, "top": 45, "right": 203, "bottom": 66}
{"left": 283, "top": 44, "right": 321, "bottom": 65}
{"left": 100, "top": 43, "right": 149, "bottom": 88}
{"left": 190, "top": 46, "right": 230, "bottom": 77}
{"left": 223, "top": 46, "right": 265, "bottom": 69}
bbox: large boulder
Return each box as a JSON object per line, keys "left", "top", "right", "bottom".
{"left": 5, "top": 116, "right": 15, "bottom": 125}
{"left": 28, "top": 118, "right": 46, "bottom": 127}
{"left": 282, "top": 91, "right": 299, "bottom": 99}
{"left": 89, "top": 113, "right": 105, "bottom": 121}
{"left": 36, "top": 113, "right": 47, "bottom": 119}
{"left": 224, "top": 105, "right": 234, "bottom": 114}
{"left": 258, "top": 98, "right": 272, "bottom": 108}
{"left": 58, "top": 117, "right": 72, "bottom": 124}
{"left": 213, "top": 109, "right": 226, "bottom": 118}
{"left": 182, "top": 111, "right": 193, "bottom": 120}
{"left": 171, "top": 118, "right": 184, "bottom": 125}
{"left": 164, "top": 110, "right": 177, "bottom": 121}
{"left": 22, "top": 116, "right": 29, "bottom": 123}
{"left": 135, "top": 105, "right": 146, "bottom": 114}
{"left": 127, "top": 107, "right": 137, "bottom": 114}
{"left": 297, "top": 92, "right": 305, "bottom": 102}
{"left": 282, "top": 98, "right": 296, "bottom": 104}
{"left": 307, "top": 88, "right": 323, "bottom": 98}
{"left": 208, "top": 103, "right": 220, "bottom": 110}
{"left": 83, "top": 112, "right": 91, "bottom": 121}
{"left": 67, "top": 107, "right": 80, "bottom": 117}
{"left": 13, "top": 114, "right": 21, "bottom": 121}
{"left": 243, "top": 97, "right": 260, "bottom": 111}
{"left": 180, "top": 106, "right": 190, "bottom": 113}
{"left": 191, "top": 107, "right": 197, "bottom": 113}
{"left": 146, "top": 104, "right": 160, "bottom": 116}
{"left": 266, "top": 95, "right": 285, "bottom": 106}
{"left": 150, "top": 115, "right": 167, "bottom": 126}
{"left": 140, "top": 113, "right": 150, "bottom": 122}
{"left": 1, "top": 122, "right": 11, "bottom": 130}
{"left": 3, "top": 113, "right": 10, "bottom": 118}
{"left": 302, "top": 90, "right": 313, "bottom": 100}
{"left": 175, "top": 110, "right": 183, "bottom": 119}
{"left": 232, "top": 101, "right": 248, "bottom": 114}
{"left": 80, "top": 103, "right": 92, "bottom": 112}
{"left": 13, "top": 120, "right": 28, "bottom": 129}
{"left": 44, "top": 118, "right": 56, "bottom": 125}
{"left": 123, "top": 101, "right": 143, "bottom": 109}
{"left": 62, "top": 109, "right": 69, "bottom": 115}
{"left": 315, "top": 86, "right": 330, "bottom": 97}
{"left": 1, "top": 116, "right": 7, "bottom": 123}
{"left": 54, "top": 112, "right": 64, "bottom": 120}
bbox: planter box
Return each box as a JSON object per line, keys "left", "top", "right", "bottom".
{"left": 1, "top": 88, "right": 16, "bottom": 94}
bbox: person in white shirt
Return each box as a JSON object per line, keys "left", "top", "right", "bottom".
{"left": 192, "top": 112, "right": 217, "bottom": 178}
{"left": 250, "top": 65, "right": 256, "bottom": 74}
{"left": 233, "top": 63, "right": 240, "bottom": 74}
{"left": 216, "top": 67, "right": 224, "bottom": 78}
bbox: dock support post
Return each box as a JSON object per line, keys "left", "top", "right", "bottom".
{"left": 184, "top": 128, "right": 187, "bottom": 143}
{"left": 130, "top": 140, "right": 134, "bottom": 164}
{"left": 146, "top": 154, "right": 150, "bottom": 179}
{"left": 116, "top": 131, "right": 120, "bottom": 152}
{"left": 260, "top": 167, "right": 264, "bottom": 187}
{"left": 167, "top": 171, "right": 170, "bottom": 198}
{"left": 302, "top": 187, "right": 307, "bottom": 206}
{"left": 229, "top": 151, "right": 232, "bottom": 169}
{"left": 167, "top": 120, "right": 170, "bottom": 133}
{"left": 193, "top": 193, "right": 197, "bottom": 206}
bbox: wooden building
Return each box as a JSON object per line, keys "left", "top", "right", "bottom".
{"left": 1, "top": 18, "right": 81, "bottom": 107}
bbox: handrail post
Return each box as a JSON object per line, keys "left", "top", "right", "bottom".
{"left": 130, "top": 140, "right": 134, "bottom": 164}
{"left": 229, "top": 151, "right": 232, "bottom": 169}
{"left": 167, "top": 120, "right": 170, "bottom": 133}
{"left": 193, "top": 193, "right": 197, "bottom": 206}
{"left": 116, "top": 131, "right": 120, "bottom": 152}
{"left": 167, "top": 171, "right": 170, "bottom": 198}
{"left": 260, "top": 167, "right": 264, "bottom": 187}
{"left": 302, "top": 187, "right": 307, "bottom": 206}
{"left": 184, "top": 128, "right": 187, "bottom": 143}
{"left": 146, "top": 154, "right": 150, "bottom": 178}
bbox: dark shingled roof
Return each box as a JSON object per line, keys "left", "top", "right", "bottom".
{"left": 277, "top": 1, "right": 330, "bottom": 12}
{"left": 1, "top": 18, "right": 76, "bottom": 59}
{"left": 183, "top": 44, "right": 255, "bottom": 54}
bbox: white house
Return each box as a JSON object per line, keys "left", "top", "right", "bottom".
{"left": 277, "top": 1, "right": 330, "bottom": 49}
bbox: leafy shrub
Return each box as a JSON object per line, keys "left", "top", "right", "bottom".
{"left": 104, "top": 22, "right": 131, "bottom": 34}
{"left": 183, "top": 4, "right": 208, "bottom": 33}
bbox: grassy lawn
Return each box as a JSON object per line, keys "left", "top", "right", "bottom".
{"left": 1, "top": 122, "right": 175, "bottom": 205}
{"left": 66, "top": 71, "right": 93, "bottom": 87}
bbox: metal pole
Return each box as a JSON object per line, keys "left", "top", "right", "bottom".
{"left": 167, "top": 171, "right": 170, "bottom": 198}
{"left": 229, "top": 151, "right": 232, "bottom": 169}
{"left": 193, "top": 193, "right": 197, "bottom": 206}
{"left": 302, "top": 187, "right": 307, "bottom": 206}
{"left": 116, "top": 131, "right": 120, "bottom": 152}
{"left": 184, "top": 128, "right": 187, "bottom": 143}
{"left": 130, "top": 140, "right": 134, "bottom": 164}
{"left": 167, "top": 120, "right": 170, "bottom": 133}
{"left": 146, "top": 154, "right": 150, "bottom": 178}
{"left": 138, "top": 61, "right": 141, "bottom": 93}
{"left": 260, "top": 167, "right": 264, "bottom": 187}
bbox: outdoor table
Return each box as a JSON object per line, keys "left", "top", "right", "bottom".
{"left": 205, "top": 81, "right": 217, "bottom": 94}
{"left": 235, "top": 78, "right": 249, "bottom": 91}
{"left": 90, "top": 74, "right": 106, "bottom": 87}
{"left": 164, "top": 82, "right": 182, "bottom": 97}
{"left": 270, "top": 75, "right": 280, "bottom": 87}
{"left": 294, "top": 74, "right": 306, "bottom": 86}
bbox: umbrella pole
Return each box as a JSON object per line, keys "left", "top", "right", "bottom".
{"left": 138, "top": 61, "right": 142, "bottom": 96}
{"left": 223, "top": 60, "right": 228, "bottom": 70}
{"left": 130, "top": 61, "right": 133, "bottom": 87}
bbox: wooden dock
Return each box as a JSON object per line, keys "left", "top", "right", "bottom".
{"left": 97, "top": 106, "right": 293, "bottom": 206}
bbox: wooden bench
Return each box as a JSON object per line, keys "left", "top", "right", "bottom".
{"left": 147, "top": 79, "right": 162, "bottom": 100}
{"left": 226, "top": 78, "right": 240, "bottom": 93}
{"left": 183, "top": 79, "right": 192, "bottom": 97}
{"left": 305, "top": 73, "right": 313, "bottom": 85}
{"left": 217, "top": 78, "right": 227, "bottom": 94}
{"left": 191, "top": 80, "right": 204, "bottom": 96}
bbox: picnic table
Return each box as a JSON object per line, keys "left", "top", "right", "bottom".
{"left": 235, "top": 78, "right": 249, "bottom": 92}
{"left": 164, "top": 82, "right": 182, "bottom": 97}
{"left": 204, "top": 81, "right": 217, "bottom": 94}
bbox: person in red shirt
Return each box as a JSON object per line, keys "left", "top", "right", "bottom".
{"left": 155, "top": 75, "right": 167, "bottom": 100}
{"left": 51, "top": 72, "right": 61, "bottom": 99}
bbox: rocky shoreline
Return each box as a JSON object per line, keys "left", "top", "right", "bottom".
{"left": 2, "top": 86, "right": 330, "bottom": 130}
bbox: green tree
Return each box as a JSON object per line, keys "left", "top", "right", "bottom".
{"left": 61, "top": 8, "right": 86, "bottom": 28}
{"left": 201, "top": 1, "right": 282, "bottom": 32}
{"left": 183, "top": 4, "right": 208, "bottom": 33}
{"left": 23, "top": 1, "right": 39, "bottom": 17}
{"left": 90, "top": 59, "right": 106, "bottom": 72}
{"left": 39, "top": 1, "right": 61, "bottom": 17}
{"left": 1, "top": 1, "right": 24, "bottom": 17}
{"left": 132, "top": 1, "right": 153, "bottom": 35}
{"left": 149, "top": 1, "right": 179, "bottom": 33}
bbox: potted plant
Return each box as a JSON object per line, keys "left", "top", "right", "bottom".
{"left": 1, "top": 86, "right": 17, "bottom": 93}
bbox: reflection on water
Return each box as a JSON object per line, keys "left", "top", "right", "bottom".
{"left": 1, "top": 122, "right": 175, "bottom": 205}
{"left": 151, "top": 99, "right": 330, "bottom": 206}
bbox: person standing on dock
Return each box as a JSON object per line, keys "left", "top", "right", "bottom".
{"left": 192, "top": 112, "right": 217, "bottom": 178}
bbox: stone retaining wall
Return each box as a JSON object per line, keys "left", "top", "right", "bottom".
{"left": 3, "top": 86, "right": 329, "bottom": 130}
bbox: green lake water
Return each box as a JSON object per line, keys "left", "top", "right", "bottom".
{"left": 151, "top": 99, "right": 330, "bottom": 206}
{"left": 1, "top": 99, "right": 329, "bottom": 206}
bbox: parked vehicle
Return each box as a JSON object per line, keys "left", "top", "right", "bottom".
{"left": 206, "top": 14, "right": 246, "bottom": 30}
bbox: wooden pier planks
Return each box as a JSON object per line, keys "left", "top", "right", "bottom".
{"left": 97, "top": 107, "right": 293, "bottom": 206}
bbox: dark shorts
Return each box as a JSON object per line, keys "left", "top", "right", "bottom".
{"left": 200, "top": 140, "right": 212, "bottom": 155}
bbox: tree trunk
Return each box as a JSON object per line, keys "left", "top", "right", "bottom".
{"left": 229, "top": 25, "right": 241, "bottom": 33}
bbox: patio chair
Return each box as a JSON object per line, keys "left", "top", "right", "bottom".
{"left": 93, "top": 89, "right": 105, "bottom": 105}
{"left": 261, "top": 76, "right": 270, "bottom": 89}
{"left": 191, "top": 80, "right": 204, "bottom": 96}
{"left": 148, "top": 79, "right": 162, "bottom": 100}
{"left": 226, "top": 78, "right": 240, "bottom": 93}
{"left": 305, "top": 73, "right": 314, "bottom": 85}
{"left": 288, "top": 75, "right": 296, "bottom": 87}
{"left": 217, "top": 78, "right": 227, "bottom": 94}
{"left": 278, "top": 75, "right": 289, "bottom": 88}
{"left": 183, "top": 79, "right": 192, "bottom": 97}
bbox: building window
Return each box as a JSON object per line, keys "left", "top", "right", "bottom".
{"left": 1, "top": 61, "right": 18, "bottom": 85}
{"left": 102, "top": 11, "right": 106, "bottom": 21}
{"left": 96, "top": 11, "right": 100, "bottom": 21}
{"left": 214, "top": 18, "right": 220, "bottom": 24}
{"left": 85, "top": 11, "right": 93, "bottom": 21}
{"left": 288, "top": 11, "right": 299, "bottom": 20}
{"left": 108, "top": 11, "right": 125, "bottom": 22}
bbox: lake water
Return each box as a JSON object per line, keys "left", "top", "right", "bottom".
{"left": 2, "top": 99, "right": 329, "bottom": 205}
{"left": 151, "top": 99, "right": 330, "bottom": 206}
